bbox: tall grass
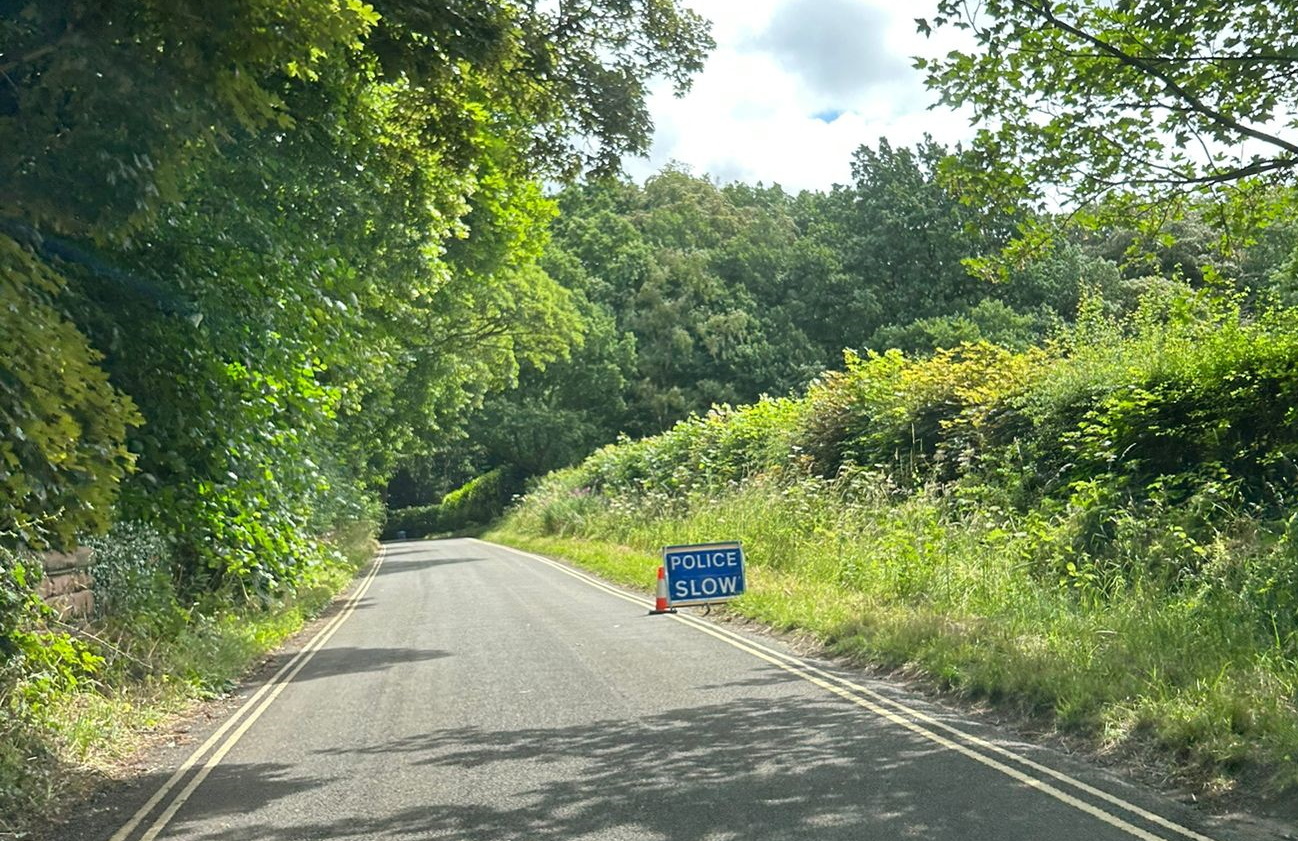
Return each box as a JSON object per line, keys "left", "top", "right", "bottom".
{"left": 495, "top": 472, "right": 1298, "bottom": 793}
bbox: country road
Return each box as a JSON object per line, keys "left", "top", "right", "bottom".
{"left": 65, "top": 538, "right": 1283, "bottom": 841}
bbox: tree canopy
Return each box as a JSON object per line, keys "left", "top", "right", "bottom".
{"left": 917, "top": 0, "right": 1298, "bottom": 231}
{"left": 0, "top": 0, "right": 712, "bottom": 590}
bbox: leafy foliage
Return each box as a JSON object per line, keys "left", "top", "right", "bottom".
{"left": 87, "top": 522, "right": 183, "bottom": 636}
{"left": 0, "top": 545, "right": 104, "bottom": 830}
{"left": 0, "top": 0, "right": 381, "bottom": 238}
{"left": 557, "top": 396, "right": 803, "bottom": 499}
{"left": 382, "top": 504, "right": 446, "bottom": 541}
{"left": 801, "top": 343, "right": 1045, "bottom": 482}
{"left": 439, "top": 467, "right": 519, "bottom": 531}
{"left": 0, "top": 235, "right": 141, "bottom": 548}
{"left": 917, "top": 0, "right": 1298, "bottom": 251}
{"left": 383, "top": 467, "right": 521, "bottom": 538}
{"left": 0, "top": 550, "right": 35, "bottom": 673}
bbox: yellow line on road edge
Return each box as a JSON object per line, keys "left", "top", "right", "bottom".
{"left": 109, "top": 546, "right": 387, "bottom": 841}
{"left": 474, "top": 539, "right": 1217, "bottom": 841}
{"left": 679, "top": 617, "right": 1220, "bottom": 841}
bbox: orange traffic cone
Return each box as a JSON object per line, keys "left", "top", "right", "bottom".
{"left": 649, "top": 565, "right": 676, "bottom": 615}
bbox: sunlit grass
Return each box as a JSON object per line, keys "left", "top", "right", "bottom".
{"left": 492, "top": 475, "right": 1298, "bottom": 799}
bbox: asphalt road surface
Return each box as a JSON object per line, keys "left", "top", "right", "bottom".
{"left": 72, "top": 538, "right": 1285, "bottom": 841}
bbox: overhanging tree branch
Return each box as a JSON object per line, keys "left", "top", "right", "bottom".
{"left": 1013, "top": 0, "right": 1298, "bottom": 160}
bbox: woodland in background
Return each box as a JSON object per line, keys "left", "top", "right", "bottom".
{"left": 392, "top": 148, "right": 1298, "bottom": 519}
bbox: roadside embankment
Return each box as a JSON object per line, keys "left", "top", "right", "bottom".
{"left": 490, "top": 292, "right": 1298, "bottom": 807}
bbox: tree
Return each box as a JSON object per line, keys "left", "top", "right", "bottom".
{"left": 918, "top": 1, "right": 1298, "bottom": 233}
{"left": 0, "top": 0, "right": 713, "bottom": 583}
{"left": 0, "top": 0, "right": 382, "bottom": 238}
{"left": 363, "top": 0, "right": 712, "bottom": 178}
{"left": 0, "top": 1, "right": 712, "bottom": 237}
{"left": 471, "top": 304, "right": 636, "bottom": 478}
{"left": 782, "top": 138, "right": 1022, "bottom": 359}
{"left": 0, "top": 236, "right": 140, "bottom": 548}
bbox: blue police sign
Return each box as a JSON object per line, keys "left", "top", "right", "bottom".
{"left": 663, "top": 541, "right": 745, "bottom": 606}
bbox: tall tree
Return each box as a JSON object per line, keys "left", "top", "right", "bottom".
{"left": 785, "top": 139, "right": 1023, "bottom": 358}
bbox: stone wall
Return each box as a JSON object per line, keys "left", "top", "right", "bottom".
{"left": 37, "top": 547, "right": 96, "bottom": 620}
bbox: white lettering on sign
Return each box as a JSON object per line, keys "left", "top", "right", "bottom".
{"left": 672, "top": 576, "right": 742, "bottom": 600}
{"left": 667, "top": 550, "right": 739, "bottom": 572}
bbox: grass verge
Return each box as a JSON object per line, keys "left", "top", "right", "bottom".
{"left": 487, "top": 477, "right": 1298, "bottom": 810}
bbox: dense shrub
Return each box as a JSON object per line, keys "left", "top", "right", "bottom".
{"left": 382, "top": 468, "right": 523, "bottom": 538}
{"left": 970, "top": 291, "right": 1298, "bottom": 520}
{"left": 574, "top": 397, "right": 802, "bottom": 497}
{"left": 868, "top": 298, "right": 1053, "bottom": 354}
{"left": 440, "top": 467, "right": 520, "bottom": 531}
{"left": 800, "top": 343, "right": 1043, "bottom": 482}
{"left": 86, "top": 523, "right": 184, "bottom": 636}
{"left": 381, "top": 504, "right": 445, "bottom": 540}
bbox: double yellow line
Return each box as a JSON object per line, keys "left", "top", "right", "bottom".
{"left": 476, "top": 539, "right": 1219, "bottom": 841}
{"left": 109, "top": 547, "right": 387, "bottom": 841}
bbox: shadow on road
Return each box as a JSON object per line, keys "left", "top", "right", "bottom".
{"left": 378, "top": 541, "right": 484, "bottom": 559}
{"left": 376, "top": 543, "right": 437, "bottom": 558}
{"left": 285, "top": 645, "right": 452, "bottom": 684}
{"left": 173, "top": 673, "right": 1083, "bottom": 841}
{"left": 55, "top": 761, "right": 332, "bottom": 841}
{"left": 373, "top": 555, "right": 487, "bottom": 576}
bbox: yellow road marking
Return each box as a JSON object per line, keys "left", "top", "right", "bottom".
{"left": 683, "top": 618, "right": 1220, "bottom": 841}
{"left": 476, "top": 538, "right": 1218, "bottom": 841}
{"left": 110, "top": 547, "right": 387, "bottom": 841}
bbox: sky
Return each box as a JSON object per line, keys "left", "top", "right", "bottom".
{"left": 624, "top": 0, "right": 973, "bottom": 193}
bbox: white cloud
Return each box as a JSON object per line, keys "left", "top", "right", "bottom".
{"left": 625, "top": 0, "right": 974, "bottom": 192}
{"left": 752, "top": 0, "right": 909, "bottom": 99}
